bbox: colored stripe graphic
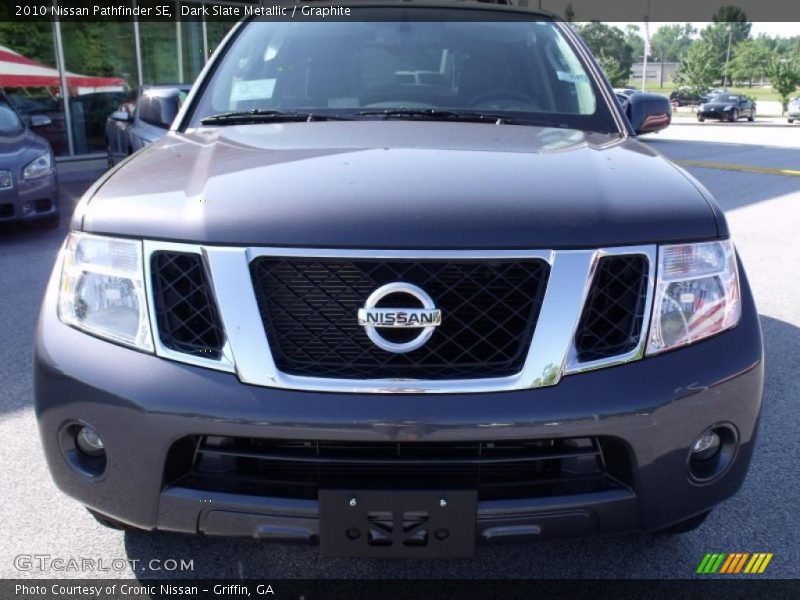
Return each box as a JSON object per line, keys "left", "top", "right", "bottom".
{"left": 719, "top": 554, "right": 736, "bottom": 574}
{"left": 696, "top": 554, "right": 713, "bottom": 574}
{"left": 712, "top": 554, "right": 726, "bottom": 573}
{"left": 758, "top": 554, "right": 773, "bottom": 573}
{"left": 697, "top": 552, "right": 773, "bottom": 574}
{"left": 734, "top": 553, "right": 750, "bottom": 573}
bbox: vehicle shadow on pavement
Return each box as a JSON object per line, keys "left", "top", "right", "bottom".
{"left": 120, "top": 316, "right": 797, "bottom": 579}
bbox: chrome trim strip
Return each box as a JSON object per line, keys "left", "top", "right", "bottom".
{"left": 143, "top": 240, "right": 235, "bottom": 374}
{"left": 247, "top": 248, "right": 554, "bottom": 261}
{"left": 522, "top": 250, "right": 596, "bottom": 387}
{"left": 203, "top": 247, "right": 279, "bottom": 386}
{"left": 142, "top": 243, "right": 655, "bottom": 393}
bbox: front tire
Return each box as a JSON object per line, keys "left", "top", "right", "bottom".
{"left": 729, "top": 109, "right": 738, "bottom": 122}
{"left": 653, "top": 510, "right": 711, "bottom": 534}
{"left": 748, "top": 110, "right": 755, "bottom": 122}
{"left": 789, "top": 118, "right": 795, "bottom": 124}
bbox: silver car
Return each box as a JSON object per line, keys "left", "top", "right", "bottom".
{"left": 105, "top": 85, "right": 190, "bottom": 167}
{"left": 788, "top": 96, "right": 800, "bottom": 124}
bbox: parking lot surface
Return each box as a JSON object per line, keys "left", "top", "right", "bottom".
{"left": 1, "top": 123, "right": 798, "bottom": 579}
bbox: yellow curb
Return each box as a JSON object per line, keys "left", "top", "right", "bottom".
{"left": 676, "top": 159, "right": 800, "bottom": 178}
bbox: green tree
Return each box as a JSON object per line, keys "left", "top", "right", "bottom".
{"left": 650, "top": 24, "right": 696, "bottom": 62}
{"left": 624, "top": 24, "right": 645, "bottom": 61}
{"left": 700, "top": 6, "right": 752, "bottom": 86}
{"left": 673, "top": 41, "right": 721, "bottom": 99}
{"left": 766, "top": 58, "right": 800, "bottom": 113}
{"left": 0, "top": 23, "right": 57, "bottom": 67}
{"left": 729, "top": 38, "right": 772, "bottom": 86}
{"left": 563, "top": 3, "right": 575, "bottom": 22}
{"left": 577, "top": 22, "right": 634, "bottom": 87}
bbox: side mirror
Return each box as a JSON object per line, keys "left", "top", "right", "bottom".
{"left": 29, "top": 114, "right": 52, "bottom": 128}
{"left": 110, "top": 110, "right": 131, "bottom": 122}
{"left": 626, "top": 92, "right": 671, "bottom": 135}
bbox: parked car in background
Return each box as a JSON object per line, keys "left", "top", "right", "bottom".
{"left": 5, "top": 92, "right": 69, "bottom": 156}
{"left": 669, "top": 88, "right": 704, "bottom": 107}
{"left": 106, "top": 85, "right": 190, "bottom": 166}
{"left": 788, "top": 96, "right": 800, "bottom": 124}
{"left": 697, "top": 93, "right": 756, "bottom": 123}
{"left": 0, "top": 97, "right": 59, "bottom": 228}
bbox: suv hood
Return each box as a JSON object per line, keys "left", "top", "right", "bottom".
{"left": 80, "top": 121, "right": 721, "bottom": 248}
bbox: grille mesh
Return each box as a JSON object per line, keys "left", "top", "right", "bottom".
{"left": 169, "top": 436, "right": 622, "bottom": 501}
{"left": 151, "top": 251, "right": 225, "bottom": 359}
{"left": 574, "top": 255, "right": 649, "bottom": 362}
{"left": 250, "top": 258, "right": 550, "bottom": 379}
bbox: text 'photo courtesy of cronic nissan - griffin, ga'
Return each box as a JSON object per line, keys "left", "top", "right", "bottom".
{"left": 33, "top": 2, "right": 762, "bottom": 561}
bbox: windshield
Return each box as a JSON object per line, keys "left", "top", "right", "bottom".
{"left": 708, "top": 93, "right": 739, "bottom": 103}
{"left": 189, "top": 15, "right": 617, "bottom": 132}
{"left": 0, "top": 103, "right": 24, "bottom": 135}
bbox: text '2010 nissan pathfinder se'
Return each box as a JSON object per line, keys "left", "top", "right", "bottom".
{"left": 35, "top": 3, "right": 763, "bottom": 558}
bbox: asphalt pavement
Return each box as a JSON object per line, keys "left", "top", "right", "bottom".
{"left": 1, "top": 123, "right": 798, "bottom": 580}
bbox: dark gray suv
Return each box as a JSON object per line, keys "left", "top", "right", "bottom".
{"left": 35, "top": 4, "right": 762, "bottom": 558}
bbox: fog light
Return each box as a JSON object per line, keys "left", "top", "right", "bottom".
{"left": 75, "top": 426, "right": 105, "bottom": 458}
{"left": 692, "top": 429, "right": 721, "bottom": 461}
{"left": 21, "top": 201, "right": 34, "bottom": 215}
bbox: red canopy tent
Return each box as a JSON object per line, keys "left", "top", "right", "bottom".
{"left": 0, "top": 45, "right": 126, "bottom": 93}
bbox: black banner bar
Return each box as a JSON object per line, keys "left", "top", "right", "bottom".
{"left": 2, "top": 0, "right": 800, "bottom": 23}
{"left": 3, "top": 579, "right": 800, "bottom": 600}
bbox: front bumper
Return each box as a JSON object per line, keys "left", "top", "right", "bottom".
{"left": 35, "top": 258, "right": 763, "bottom": 545}
{"left": 0, "top": 172, "right": 59, "bottom": 223}
{"left": 697, "top": 109, "right": 737, "bottom": 120}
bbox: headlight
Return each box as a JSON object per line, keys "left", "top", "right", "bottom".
{"left": 724, "top": 105, "right": 733, "bottom": 111}
{"left": 646, "top": 240, "right": 741, "bottom": 355}
{"left": 58, "top": 232, "right": 153, "bottom": 352}
{"left": 23, "top": 151, "right": 53, "bottom": 179}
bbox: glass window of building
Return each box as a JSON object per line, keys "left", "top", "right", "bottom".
{"left": 60, "top": 21, "right": 138, "bottom": 154}
{"left": 0, "top": 22, "right": 69, "bottom": 156}
{"left": 141, "top": 23, "right": 180, "bottom": 85}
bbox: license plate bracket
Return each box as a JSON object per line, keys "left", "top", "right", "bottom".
{"left": 319, "top": 489, "right": 477, "bottom": 558}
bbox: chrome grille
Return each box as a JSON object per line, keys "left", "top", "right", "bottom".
{"left": 249, "top": 257, "right": 550, "bottom": 379}
{"left": 150, "top": 251, "right": 225, "bottom": 359}
{"left": 574, "top": 255, "right": 649, "bottom": 362}
{"left": 143, "top": 243, "right": 656, "bottom": 393}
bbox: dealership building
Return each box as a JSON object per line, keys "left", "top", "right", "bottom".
{"left": 0, "top": 1, "right": 251, "bottom": 159}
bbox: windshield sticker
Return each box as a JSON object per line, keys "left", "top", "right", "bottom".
{"left": 231, "top": 78, "right": 276, "bottom": 102}
{"left": 557, "top": 71, "right": 590, "bottom": 84}
{"left": 328, "top": 97, "right": 360, "bottom": 109}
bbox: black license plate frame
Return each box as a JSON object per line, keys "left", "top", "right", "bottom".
{"left": 319, "top": 489, "right": 477, "bottom": 558}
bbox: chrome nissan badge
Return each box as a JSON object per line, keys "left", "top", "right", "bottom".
{"left": 357, "top": 282, "right": 442, "bottom": 353}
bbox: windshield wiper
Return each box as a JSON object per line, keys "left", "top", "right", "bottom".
{"left": 200, "top": 110, "right": 352, "bottom": 125}
{"left": 356, "top": 108, "right": 516, "bottom": 123}
{"left": 355, "top": 108, "right": 567, "bottom": 128}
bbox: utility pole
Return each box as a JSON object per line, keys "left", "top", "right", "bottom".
{"left": 723, "top": 25, "right": 733, "bottom": 89}
{"left": 641, "top": 0, "right": 651, "bottom": 92}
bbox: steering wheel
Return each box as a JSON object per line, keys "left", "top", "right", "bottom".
{"left": 468, "top": 90, "right": 539, "bottom": 110}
